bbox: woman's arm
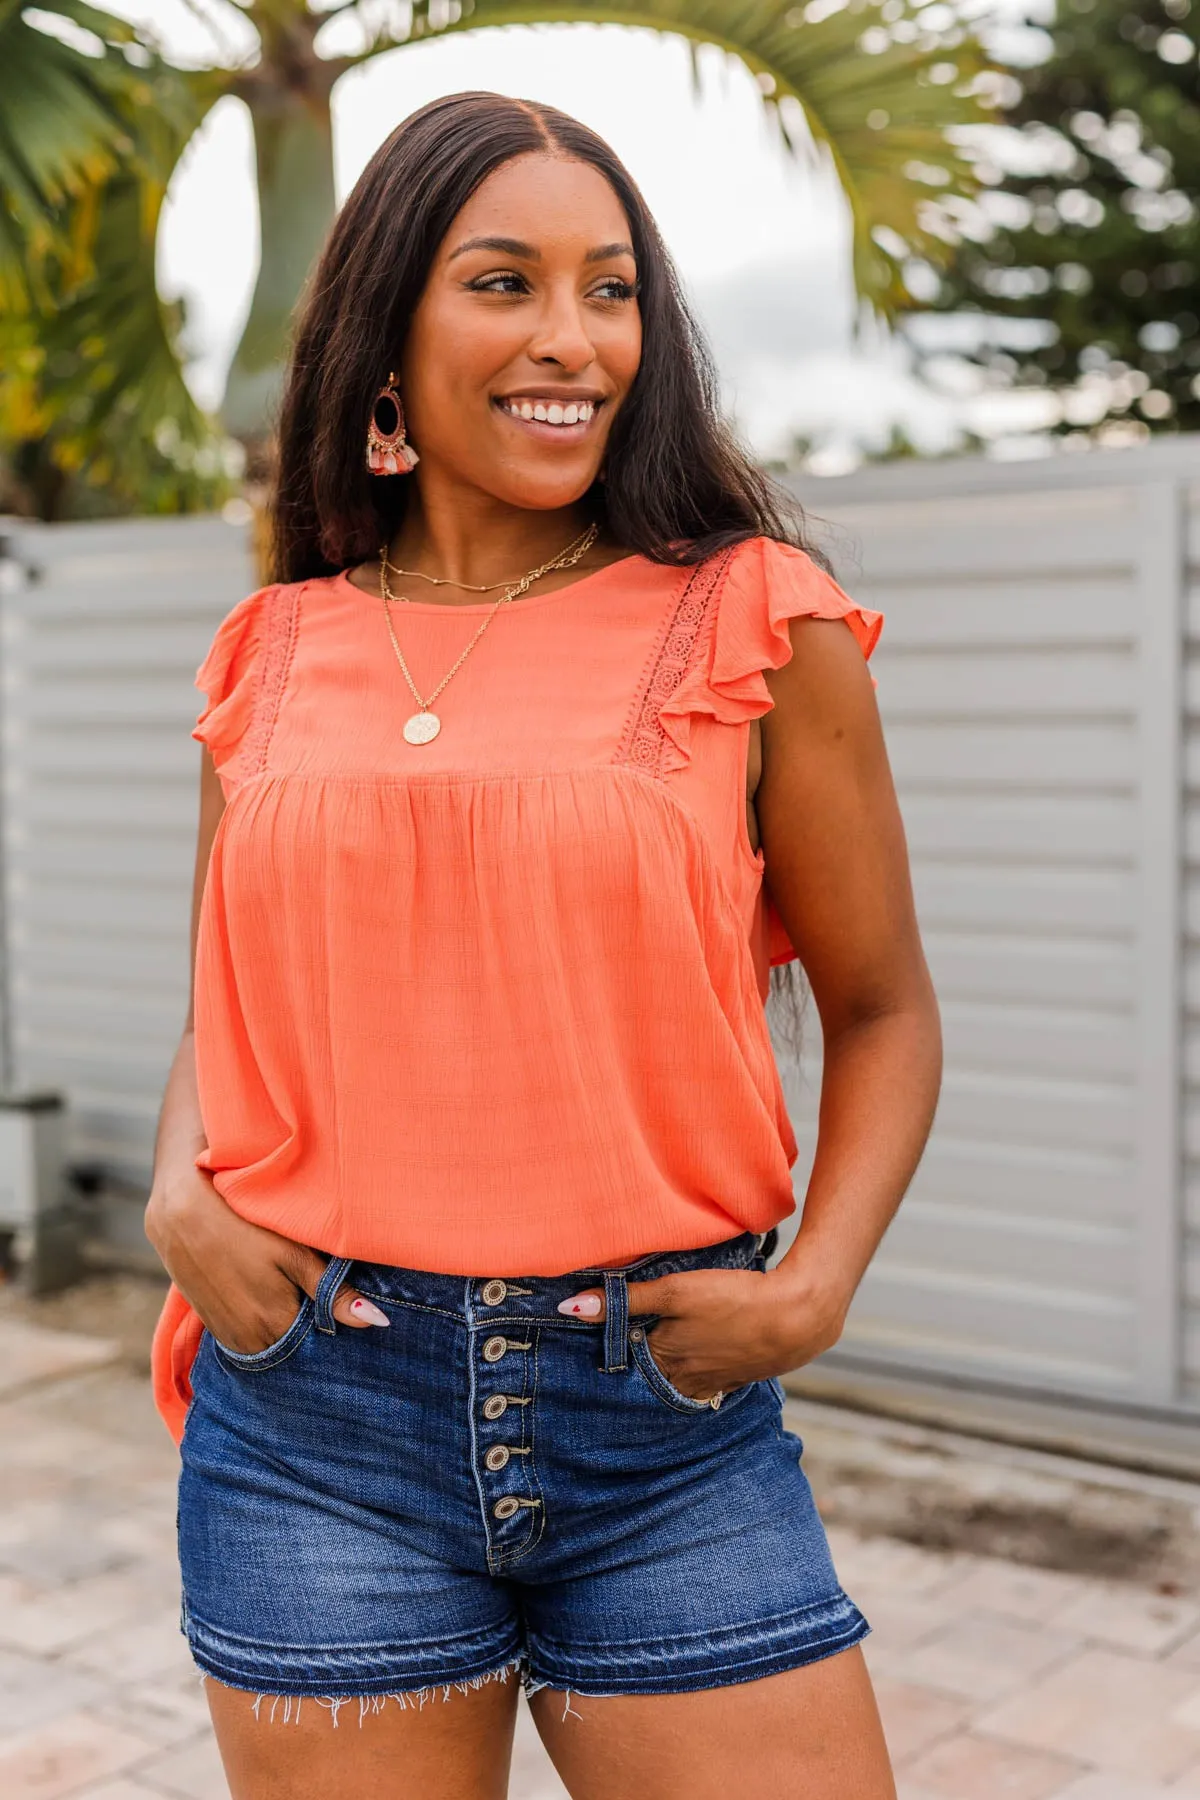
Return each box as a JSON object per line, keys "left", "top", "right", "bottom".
{"left": 149, "top": 744, "right": 227, "bottom": 1188}
{"left": 754, "top": 613, "right": 942, "bottom": 1339}
{"left": 145, "top": 750, "right": 389, "bottom": 1349}
{"left": 556, "top": 613, "right": 940, "bottom": 1399}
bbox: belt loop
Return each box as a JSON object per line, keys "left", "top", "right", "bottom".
{"left": 760, "top": 1227, "right": 779, "bottom": 1264}
{"left": 601, "top": 1269, "right": 629, "bottom": 1372}
{"left": 314, "top": 1256, "right": 354, "bottom": 1335}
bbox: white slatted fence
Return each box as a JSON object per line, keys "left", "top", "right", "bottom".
{"left": 779, "top": 438, "right": 1197, "bottom": 1416}
{"left": 5, "top": 438, "right": 1200, "bottom": 1424}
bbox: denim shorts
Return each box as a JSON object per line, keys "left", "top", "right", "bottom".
{"left": 177, "top": 1227, "right": 870, "bottom": 1703}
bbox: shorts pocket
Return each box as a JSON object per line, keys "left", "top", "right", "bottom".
{"left": 210, "top": 1296, "right": 314, "bottom": 1373}
{"left": 629, "top": 1326, "right": 753, "bottom": 1417}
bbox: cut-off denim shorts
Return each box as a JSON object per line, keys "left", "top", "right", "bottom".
{"left": 177, "top": 1227, "right": 871, "bottom": 1704}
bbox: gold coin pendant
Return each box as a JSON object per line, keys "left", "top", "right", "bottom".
{"left": 403, "top": 711, "right": 441, "bottom": 746}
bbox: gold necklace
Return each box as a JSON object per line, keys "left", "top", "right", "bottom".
{"left": 380, "top": 523, "right": 596, "bottom": 596}
{"left": 379, "top": 523, "right": 599, "bottom": 745}
{"left": 381, "top": 560, "right": 513, "bottom": 594}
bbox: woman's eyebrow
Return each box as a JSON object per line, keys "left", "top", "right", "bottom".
{"left": 447, "top": 235, "right": 637, "bottom": 264}
{"left": 448, "top": 235, "right": 538, "bottom": 262}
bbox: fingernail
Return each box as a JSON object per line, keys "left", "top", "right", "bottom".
{"left": 557, "top": 1294, "right": 602, "bottom": 1317}
{"left": 349, "top": 1298, "right": 389, "bottom": 1327}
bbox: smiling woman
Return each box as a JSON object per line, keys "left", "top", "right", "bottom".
{"left": 388, "top": 157, "right": 643, "bottom": 520}
{"left": 147, "top": 89, "right": 938, "bottom": 1800}
{"left": 269, "top": 93, "right": 803, "bottom": 585}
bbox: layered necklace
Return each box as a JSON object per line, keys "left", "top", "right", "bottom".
{"left": 378, "top": 523, "right": 599, "bottom": 746}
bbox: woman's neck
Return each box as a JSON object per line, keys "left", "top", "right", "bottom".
{"left": 386, "top": 490, "right": 599, "bottom": 591}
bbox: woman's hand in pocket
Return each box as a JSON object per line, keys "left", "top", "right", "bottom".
{"left": 557, "top": 1258, "right": 850, "bottom": 1403}
{"left": 145, "top": 1171, "right": 388, "bottom": 1354}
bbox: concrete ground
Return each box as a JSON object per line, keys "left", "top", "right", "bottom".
{"left": 5, "top": 1285, "right": 1200, "bottom": 1799}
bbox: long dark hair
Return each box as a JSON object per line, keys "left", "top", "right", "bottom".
{"left": 271, "top": 90, "right": 816, "bottom": 584}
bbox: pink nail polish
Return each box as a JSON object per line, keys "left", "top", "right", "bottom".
{"left": 349, "top": 1297, "right": 390, "bottom": 1328}
{"left": 557, "top": 1294, "right": 602, "bottom": 1317}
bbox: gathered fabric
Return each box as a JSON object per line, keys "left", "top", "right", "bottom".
{"left": 152, "top": 536, "right": 882, "bottom": 1441}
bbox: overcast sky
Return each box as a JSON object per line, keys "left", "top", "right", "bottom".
{"left": 106, "top": 1, "right": 971, "bottom": 462}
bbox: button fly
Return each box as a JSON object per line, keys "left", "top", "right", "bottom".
{"left": 482, "top": 1395, "right": 508, "bottom": 1420}
{"left": 492, "top": 1496, "right": 520, "bottom": 1520}
{"left": 484, "top": 1445, "right": 510, "bottom": 1471}
{"left": 482, "top": 1336, "right": 508, "bottom": 1362}
{"left": 481, "top": 1280, "right": 507, "bottom": 1306}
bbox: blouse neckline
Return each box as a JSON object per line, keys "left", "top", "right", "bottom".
{"left": 332, "top": 552, "right": 651, "bottom": 616}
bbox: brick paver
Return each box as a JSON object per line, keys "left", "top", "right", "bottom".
{"left": 4, "top": 1317, "right": 1200, "bottom": 1799}
{"left": 901, "top": 1728, "right": 1083, "bottom": 1799}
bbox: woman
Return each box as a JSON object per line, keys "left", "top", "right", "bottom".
{"left": 148, "top": 90, "right": 940, "bottom": 1800}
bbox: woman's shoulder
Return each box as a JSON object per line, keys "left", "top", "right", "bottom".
{"left": 649, "top": 537, "right": 882, "bottom": 776}
{"left": 717, "top": 534, "right": 884, "bottom": 666}
{"left": 191, "top": 578, "right": 314, "bottom": 781}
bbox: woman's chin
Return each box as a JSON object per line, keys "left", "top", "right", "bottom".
{"left": 484, "top": 460, "right": 605, "bottom": 513}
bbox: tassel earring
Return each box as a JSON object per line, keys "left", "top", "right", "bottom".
{"left": 366, "top": 374, "right": 419, "bottom": 475}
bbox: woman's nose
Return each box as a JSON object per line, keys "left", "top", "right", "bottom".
{"left": 527, "top": 291, "right": 596, "bottom": 373}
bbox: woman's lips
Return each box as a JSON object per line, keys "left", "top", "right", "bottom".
{"left": 492, "top": 396, "right": 603, "bottom": 438}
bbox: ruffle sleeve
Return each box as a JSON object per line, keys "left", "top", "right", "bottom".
{"left": 658, "top": 536, "right": 883, "bottom": 973}
{"left": 656, "top": 536, "right": 882, "bottom": 778}
{"left": 191, "top": 585, "right": 276, "bottom": 791}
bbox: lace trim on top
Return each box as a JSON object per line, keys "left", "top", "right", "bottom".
{"left": 614, "top": 549, "right": 735, "bottom": 779}
{"left": 235, "top": 581, "right": 302, "bottom": 786}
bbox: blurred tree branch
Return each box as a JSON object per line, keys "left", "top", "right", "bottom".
{"left": 922, "top": 0, "right": 1200, "bottom": 439}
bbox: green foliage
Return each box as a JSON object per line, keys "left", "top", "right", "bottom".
{"left": 0, "top": 161, "right": 237, "bottom": 518}
{"left": 0, "top": 12, "right": 233, "bottom": 517}
{"left": 2, "top": 0, "right": 995, "bottom": 513}
{"left": 0, "top": 1, "right": 137, "bottom": 304}
{"left": 931, "top": 0, "right": 1200, "bottom": 436}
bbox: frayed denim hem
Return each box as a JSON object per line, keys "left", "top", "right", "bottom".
{"left": 192, "top": 1654, "right": 531, "bottom": 1726}
{"left": 522, "top": 1599, "right": 873, "bottom": 1700}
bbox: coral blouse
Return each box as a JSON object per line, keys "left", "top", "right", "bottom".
{"left": 151, "top": 535, "right": 881, "bottom": 1440}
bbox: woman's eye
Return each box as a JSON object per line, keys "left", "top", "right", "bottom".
{"left": 590, "top": 278, "right": 639, "bottom": 302}
{"left": 469, "top": 272, "right": 528, "bottom": 296}
{"left": 466, "top": 272, "right": 638, "bottom": 301}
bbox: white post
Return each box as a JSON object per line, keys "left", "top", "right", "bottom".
{"left": 1133, "top": 478, "right": 1185, "bottom": 1403}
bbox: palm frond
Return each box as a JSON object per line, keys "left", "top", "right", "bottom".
{"left": 0, "top": 1, "right": 148, "bottom": 303}
{"left": 329, "top": 0, "right": 992, "bottom": 316}
{"left": 0, "top": 40, "right": 231, "bottom": 513}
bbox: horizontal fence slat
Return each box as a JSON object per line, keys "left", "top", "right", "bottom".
{"left": 876, "top": 646, "right": 1134, "bottom": 714}
{"left": 900, "top": 792, "right": 1134, "bottom": 861}
{"left": 912, "top": 863, "right": 1132, "bottom": 935}
{"left": 925, "top": 931, "right": 1133, "bottom": 1006}
{"left": 885, "top": 722, "right": 1135, "bottom": 787}
{"left": 879, "top": 1199, "right": 1132, "bottom": 1294}
{"left": 860, "top": 576, "right": 1135, "bottom": 647}
{"left": 940, "top": 999, "right": 1134, "bottom": 1080}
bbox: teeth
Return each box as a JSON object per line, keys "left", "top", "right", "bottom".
{"left": 504, "top": 399, "right": 595, "bottom": 425}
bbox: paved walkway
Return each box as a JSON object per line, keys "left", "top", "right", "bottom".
{"left": 5, "top": 1317, "right": 1200, "bottom": 1799}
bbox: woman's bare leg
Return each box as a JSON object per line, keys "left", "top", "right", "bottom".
{"left": 528, "top": 1644, "right": 895, "bottom": 1800}
{"left": 204, "top": 1672, "right": 521, "bottom": 1800}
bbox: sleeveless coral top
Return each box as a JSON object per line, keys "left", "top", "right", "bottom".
{"left": 152, "top": 535, "right": 881, "bottom": 1439}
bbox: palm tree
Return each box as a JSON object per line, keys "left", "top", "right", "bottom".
{"left": 0, "top": 3, "right": 225, "bottom": 513}
{"left": 1, "top": 0, "right": 990, "bottom": 507}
